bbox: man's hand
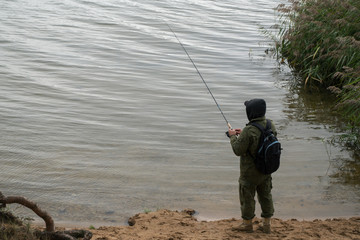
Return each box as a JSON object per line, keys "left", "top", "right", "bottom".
{"left": 226, "top": 128, "right": 242, "bottom": 138}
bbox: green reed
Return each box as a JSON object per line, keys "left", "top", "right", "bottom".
{"left": 276, "top": 0, "right": 360, "bottom": 149}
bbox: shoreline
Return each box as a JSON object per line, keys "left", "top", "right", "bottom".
{"left": 33, "top": 209, "right": 360, "bottom": 240}
{"left": 36, "top": 209, "right": 360, "bottom": 229}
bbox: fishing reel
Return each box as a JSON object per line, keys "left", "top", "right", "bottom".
{"left": 225, "top": 131, "right": 231, "bottom": 138}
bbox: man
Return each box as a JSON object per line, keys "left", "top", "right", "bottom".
{"left": 227, "top": 98, "right": 276, "bottom": 234}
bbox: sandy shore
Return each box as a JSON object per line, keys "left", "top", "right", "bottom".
{"left": 85, "top": 209, "right": 360, "bottom": 240}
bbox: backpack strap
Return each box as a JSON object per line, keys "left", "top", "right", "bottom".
{"left": 248, "top": 119, "right": 271, "bottom": 160}
{"left": 249, "top": 119, "right": 271, "bottom": 133}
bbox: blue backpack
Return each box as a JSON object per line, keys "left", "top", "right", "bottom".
{"left": 250, "top": 119, "right": 281, "bottom": 174}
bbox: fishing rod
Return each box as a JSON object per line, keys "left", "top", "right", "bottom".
{"left": 166, "top": 23, "right": 232, "bottom": 130}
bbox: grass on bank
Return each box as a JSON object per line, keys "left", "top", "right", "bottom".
{"left": 0, "top": 208, "right": 39, "bottom": 240}
{"left": 275, "top": 0, "right": 360, "bottom": 151}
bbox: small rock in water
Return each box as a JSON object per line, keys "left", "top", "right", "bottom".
{"left": 182, "top": 208, "right": 196, "bottom": 216}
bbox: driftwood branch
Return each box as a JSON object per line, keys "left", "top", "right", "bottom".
{"left": 0, "top": 191, "right": 54, "bottom": 232}
{"left": 38, "top": 230, "right": 93, "bottom": 240}
{"left": 0, "top": 191, "right": 92, "bottom": 240}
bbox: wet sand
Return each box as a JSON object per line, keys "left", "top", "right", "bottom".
{"left": 84, "top": 209, "right": 360, "bottom": 240}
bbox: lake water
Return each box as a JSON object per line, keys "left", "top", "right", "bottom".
{"left": 1, "top": 0, "right": 359, "bottom": 227}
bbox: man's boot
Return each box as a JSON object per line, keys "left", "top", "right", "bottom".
{"left": 259, "top": 218, "right": 271, "bottom": 234}
{"left": 232, "top": 219, "right": 253, "bottom": 232}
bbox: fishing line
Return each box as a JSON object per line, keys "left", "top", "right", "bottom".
{"left": 166, "top": 23, "right": 232, "bottom": 129}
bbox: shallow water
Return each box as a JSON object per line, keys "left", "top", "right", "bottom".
{"left": 0, "top": 0, "right": 359, "bottom": 226}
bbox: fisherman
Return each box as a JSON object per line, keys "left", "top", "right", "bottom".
{"left": 226, "top": 98, "right": 275, "bottom": 234}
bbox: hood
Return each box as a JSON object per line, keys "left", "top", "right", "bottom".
{"left": 244, "top": 99, "right": 266, "bottom": 121}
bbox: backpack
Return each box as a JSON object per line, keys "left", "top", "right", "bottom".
{"left": 249, "top": 119, "right": 281, "bottom": 174}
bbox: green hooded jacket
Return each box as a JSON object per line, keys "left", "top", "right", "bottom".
{"left": 230, "top": 100, "right": 277, "bottom": 185}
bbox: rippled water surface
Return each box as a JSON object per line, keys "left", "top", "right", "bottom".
{"left": 1, "top": 0, "right": 359, "bottom": 226}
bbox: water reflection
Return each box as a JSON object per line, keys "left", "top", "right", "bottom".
{"left": 330, "top": 154, "right": 360, "bottom": 186}
{"left": 284, "top": 85, "right": 340, "bottom": 125}
{"left": 282, "top": 73, "right": 360, "bottom": 196}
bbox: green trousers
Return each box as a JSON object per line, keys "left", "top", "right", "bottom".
{"left": 239, "top": 176, "right": 274, "bottom": 220}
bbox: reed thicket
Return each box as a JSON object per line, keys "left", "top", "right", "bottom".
{"left": 276, "top": 0, "right": 360, "bottom": 150}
